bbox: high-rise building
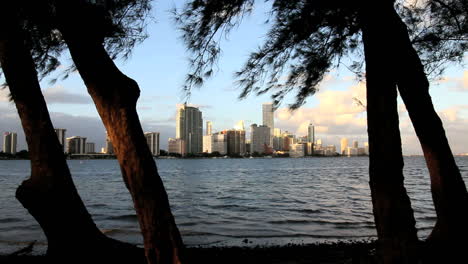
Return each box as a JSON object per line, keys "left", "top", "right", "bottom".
{"left": 176, "top": 104, "right": 203, "bottom": 155}
{"left": 203, "top": 133, "right": 227, "bottom": 154}
{"left": 262, "top": 102, "right": 274, "bottom": 145}
{"left": 290, "top": 143, "right": 306, "bottom": 157}
{"left": 222, "top": 129, "right": 246, "bottom": 156}
{"left": 353, "top": 140, "right": 358, "bottom": 148}
{"left": 340, "top": 138, "right": 348, "bottom": 155}
{"left": 315, "top": 138, "right": 322, "bottom": 149}
{"left": 364, "top": 142, "right": 369, "bottom": 155}
{"left": 66, "top": 136, "right": 86, "bottom": 154}
{"left": 85, "top": 142, "right": 95, "bottom": 154}
{"left": 206, "top": 121, "right": 212, "bottom": 135}
{"left": 168, "top": 138, "right": 185, "bottom": 155}
{"left": 307, "top": 123, "right": 315, "bottom": 154}
{"left": 307, "top": 123, "right": 315, "bottom": 143}
{"left": 105, "top": 132, "right": 114, "bottom": 154}
{"left": 235, "top": 120, "right": 245, "bottom": 131}
{"left": 3, "top": 132, "right": 17, "bottom": 154}
{"left": 145, "top": 132, "right": 160, "bottom": 156}
{"left": 250, "top": 124, "right": 271, "bottom": 154}
{"left": 54, "top": 128, "right": 66, "bottom": 152}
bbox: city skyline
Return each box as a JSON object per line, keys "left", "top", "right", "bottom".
{"left": 0, "top": 0, "right": 466, "bottom": 155}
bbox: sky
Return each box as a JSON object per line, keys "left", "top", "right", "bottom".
{"left": 0, "top": 1, "right": 467, "bottom": 155}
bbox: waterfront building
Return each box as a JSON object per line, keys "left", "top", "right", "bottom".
{"left": 364, "top": 142, "right": 369, "bottom": 155}
{"left": 340, "top": 138, "right": 348, "bottom": 155}
{"left": 206, "top": 121, "right": 212, "bottom": 135}
{"left": 66, "top": 136, "right": 87, "bottom": 154}
{"left": 315, "top": 138, "right": 323, "bottom": 150}
{"left": 176, "top": 104, "right": 203, "bottom": 155}
{"left": 168, "top": 138, "right": 185, "bottom": 155}
{"left": 222, "top": 129, "right": 246, "bottom": 156}
{"left": 262, "top": 102, "right": 274, "bottom": 145}
{"left": 3, "top": 132, "right": 17, "bottom": 154}
{"left": 324, "top": 145, "right": 337, "bottom": 156}
{"left": 282, "top": 132, "right": 295, "bottom": 151}
{"left": 235, "top": 120, "right": 245, "bottom": 131}
{"left": 54, "top": 128, "right": 66, "bottom": 152}
{"left": 105, "top": 132, "right": 114, "bottom": 154}
{"left": 290, "top": 143, "right": 306, "bottom": 157}
{"left": 203, "top": 135, "right": 212, "bottom": 153}
{"left": 144, "top": 132, "right": 160, "bottom": 156}
{"left": 85, "top": 142, "right": 95, "bottom": 154}
{"left": 353, "top": 140, "right": 358, "bottom": 148}
{"left": 212, "top": 133, "right": 227, "bottom": 154}
{"left": 250, "top": 124, "right": 270, "bottom": 154}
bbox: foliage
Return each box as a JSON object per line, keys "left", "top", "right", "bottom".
{"left": 1, "top": 0, "right": 152, "bottom": 83}
{"left": 177, "top": 0, "right": 467, "bottom": 108}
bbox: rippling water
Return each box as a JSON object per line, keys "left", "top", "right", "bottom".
{"left": 1, "top": 157, "right": 467, "bottom": 253}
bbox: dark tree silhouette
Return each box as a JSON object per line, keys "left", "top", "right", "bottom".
{"left": 0, "top": 3, "right": 143, "bottom": 262}
{"left": 176, "top": 0, "right": 467, "bottom": 261}
{"left": 11, "top": 1, "right": 185, "bottom": 263}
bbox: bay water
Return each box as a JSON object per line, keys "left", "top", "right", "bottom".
{"left": 1, "top": 156, "right": 467, "bottom": 254}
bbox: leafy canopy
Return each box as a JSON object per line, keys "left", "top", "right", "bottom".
{"left": 177, "top": 0, "right": 467, "bottom": 109}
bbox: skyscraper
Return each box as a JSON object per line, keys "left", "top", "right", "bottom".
{"left": 250, "top": 124, "right": 271, "bottom": 154}
{"left": 262, "top": 102, "right": 274, "bottom": 145}
{"left": 176, "top": 104, "right": 203, "bottom": 155}
{"left": 206, "top": 121, "right": 212, "bottom": 135}
{"left": 66, "top": 136, "right": 86, "bottom": 154}
{"left": 54, "top": 128, "right": 66, "bottom": 152}
{"left": 307, "top": 123, "right": 315, "bottom": 143}
{"left": 340, "top": 138, "right": 348, "bottom": 155}
{"left": 85, "top": 142, "right": 95, "bottom": 154}
{"left": 3, "top": 132, "right": 17, "bottom": 154}
{"left": 144, "top": 132, "right": 160, "bottom": 156}
{"left": 222, "top": 129, "right": 246, "bottom": 156}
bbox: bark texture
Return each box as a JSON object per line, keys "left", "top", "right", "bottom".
{"left": 0, "top": 10, "right": 143, "bottom": 263}
{"left": 54, "top": 2, "right": 185, "bottom": 263}
{"left": 385, "top": 5, "right": 468, "bottom": 245}
{"left": 360, "top": 2, "right": 420, "bottom": 263}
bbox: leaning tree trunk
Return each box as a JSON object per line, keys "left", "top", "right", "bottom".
{"left": 386, "top": 5, "right": 468, "bottom": 247}
{"left": 360, "top": 2, "right": 420, "bottom": 263}
{"left": 55, "top": 4, "right": 184, "bottom": 264}
{"left": 0, "top": 9, "right": 143, "bottom": 263}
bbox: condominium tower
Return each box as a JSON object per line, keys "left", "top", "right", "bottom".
{"left": 66, "top": 136, "right": 87, "bottom": 154}
{"left": 54, "top": 128, "right": 66, "bottom": 152}
{"left": 262, "top": 102, "right": 274, "bottom": 145}
{"left": 250, "top": 124, "right": 270, "bottom": 154}
{"left": 176, "top": 104, "right": 203, "bottom": 154}
{"left": 144, "top": 132, "right": 160, "bottom": 156}
{"left": 3, "top": 132, "right": 17, "bottom": 154}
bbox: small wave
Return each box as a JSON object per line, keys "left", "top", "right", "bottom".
{"left": 268, "top": 219, "right": 310, "bottom": 225}
{"left": 0, "top": 218, "right": 22, "bottom": 223}
{"left": 288, "top": 208, "right": 321, "bottom": 214}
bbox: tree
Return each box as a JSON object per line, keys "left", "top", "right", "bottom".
{"left": 0, "top": 3, "right": 143, "bottom": 262}
{"left": 176, "top": 0, "right": 467, "bottom": 261}
{"left": 44, "top": 1, "right": 182, "bottom": 263}
{"left": 11, "top": 1, "right": 185, "bottom": 263}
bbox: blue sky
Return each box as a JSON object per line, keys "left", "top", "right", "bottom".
{"left": 1, "top": 0, "right": 467, "bottom": 154}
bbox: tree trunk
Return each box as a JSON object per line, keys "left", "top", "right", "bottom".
{"left": 55, "top": 4, "right": 185, "bottom": 264}
{"left": 389, "top": 4, "right": 468, "bottom": 239}
{"left": 385, "top": 4, "right": 468, "bottom": 258}
{"left": 359, "top": 2, "right": 420, "bottom": 263}
{"left": 0, "top": 9, "right": 143, "bottom": 263}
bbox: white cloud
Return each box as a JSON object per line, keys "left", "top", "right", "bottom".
{"left": 43, "top": 85, "right": 92, "bottom": 104}
{"left": 438, "top": 70, "right": 468, "bottom": 92}
{"left": 275, "top": 81, "right": 367, "bottom": 139}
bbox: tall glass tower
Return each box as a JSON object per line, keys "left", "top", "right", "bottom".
{"left": 262, "top": 102, "right": 274, "bottom": 146}
{"left": 176, "top": 104, "right": 203, "bottom": 154}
